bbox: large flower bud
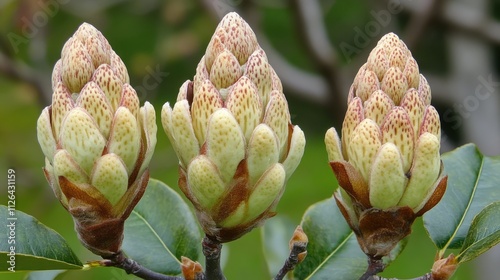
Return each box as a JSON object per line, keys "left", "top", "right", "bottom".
{"left": 324, "top": 33, "right": 447, "bottom": 258}
{"left": 162, "top": 12, "right": 305, "bottom": 242}
{"left": 37, "top": 23, "right": 157, "bottom": 257}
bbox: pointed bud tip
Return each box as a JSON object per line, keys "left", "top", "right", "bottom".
{"left": 289, "top": 225, "right": 308, "bottom": 250}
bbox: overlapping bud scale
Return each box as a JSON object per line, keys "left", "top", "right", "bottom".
{"left": 162, "top": 13, "right": 305, "bottom": 242}
{"left": 325, "top": 33, "right": 447, "bottom": 257}
{"left": 37, "top": 23, "right": 156, "bottom": 256}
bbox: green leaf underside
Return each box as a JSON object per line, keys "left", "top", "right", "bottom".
{"left": 261, "top": 215, "right": 297, "bottom": 277}
{"left": 0, "top": 205, "right": 82, "bottom": 271}
{"left": 423, "top": 144, "right": 500, "bottom": 251}
{"left": 122, "top": 178, "right": 201, "bottom": 276}
{"left": 24, "top": 270, "right": 65, "bottom": 280}
{"left": 457, "top": 201, "right": 500, "bottom": 263}
{"left": 295, "top": 198, "right": 404, "bottom": 280}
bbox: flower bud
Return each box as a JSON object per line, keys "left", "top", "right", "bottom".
{"left": 37, "top": 23, "right": 156, "bottom": 257}
{"left": 162, "top": 12, "right": 305, "bottom": 242}
{"left": 181, "top": 256, "right": 204, "bottom": 280}
{"left": 325, "top": 33, "right": 447, "bottom": 257}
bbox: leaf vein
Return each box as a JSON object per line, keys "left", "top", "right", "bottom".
{"left": 441, "top": 155, "right": 484, "bottom": 253}
{"left": 305, "top": 232, "right": 354, "bottom": 279}
{"left": 131, "top": 210, "right": 181, "bottom": 265}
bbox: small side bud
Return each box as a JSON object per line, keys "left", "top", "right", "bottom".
{"left": 181, "top": 256, "right": 204, "bottom": 280}
{"left": 289, "top": 225, "right": 308, "bottom": 250}
{"left": 431, "top": 254, "right": 458, "bottom": 280}
{"left": 289, "top": 225, "right": 308, "bottom": 264}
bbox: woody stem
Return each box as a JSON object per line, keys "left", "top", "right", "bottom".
{"left": 202, "top": 235, "right": 226, "bottom": 280}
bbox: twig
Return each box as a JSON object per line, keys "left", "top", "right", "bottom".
{"left": 360, "top": 257, "right": 431, "bottom": 280}
{"left": 273, "top": 239, "right": 307, "bottom": 280}
{"left": 202, "top": 235, "right": 226, "bottom": 280}
{"left": 0, "top": 51, "right": 52, "bottom": 105}
{"left": 402, "top": 0, "right": 443, "bottom": 50}
{"left": 367, "top": 273, "right": 432, "bottom": 280}
{"left": 289, "top": 0, "right": 337, "bottom": 69}
{"left": 289, "top": 0, "right": 345, "bottom": 125}
{"left": 102, "top": 251, "right": 183, "bottom": 280}
{"left": 400, "top": 0, "right": 500, "bottom": 45}
{"left": 359, "top": 257, "right": 386, "bottom": 280}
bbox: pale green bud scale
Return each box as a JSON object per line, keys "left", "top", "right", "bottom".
{"left": 341, "top": 97, "right": 364, "bottom": 159}
{"left": 91, "top": 153, "right": 128, "bottom": 206}
{"left": 226, "top": 76, "right": 262, "bottom": 141}
{"left": 380, "top": 67, "right": 407, "bottom": 105}
{"left": 91, "top": 64, "right": 123, "bottom": 111}
{"left": 107, "top": 107, "right": 141, "bottom": 174}
{"left": 363, "top": 90, "right": 394, "bottom": 126}
{"left": 210, "top": 49, "right": 242, "bottom": 89}
{"left": 60, "top": 108, "right": 106, "bottom": 174}
{"left": 400, "top": 88, "right": 425, "bottom": 141}
{"left": 356, "top": 69, "right": 379, "bottom": 102}
{"left": 347, "top": 118, "right": 381, "bottom": 182}
{"left": 325, "top": 127, "right": 343, "bottom": 162}
{"left": 187, "top": 155, "right": 226, "bottom": 210}
{"left": 247, "top": 124, "right": 279, "bottom": 186}
{"left": 244, "top": 49, "right": 272, "bottom": 108}
{"left": 119, "top": 84, "right": 140, "bottom": 118}
{"left": 369, "top": 143, "right": 406, "bottom": 209}
{"left": 51, "top": 82, "right": 74, "bottom": 137}
{"left": 76, "top": 81, "right": 113, "bottom": 138}
{"left": 263, "top": 90, "right": 290, "bottom": 160}
{"left": 205, "top": 109, "right": 245, "bottom": 183}
{"left": 37, "top": 108, "right": 56, "bottom": 162}
{"left": 380, "top": 107, "right": 414, "bottom": 172}
{"left": 245, "top": 163, "right": 285, "bottom": 224}
{"left": 61, "top": 38, "right": 95, "bottom": 93}
{"left": 282, "top": 126, "right": 306, "bottom": 181}
{"left": 398, "top": 132, "right": 440, "bottom": 210}
{"left": 168, "top": 100, "right": 200, "bottom": 168}
{"left": 53, "top": 149, "right": 89, "bottom": 188}
{"left": 191, "top": 79, "right": 223, "bottom": 144}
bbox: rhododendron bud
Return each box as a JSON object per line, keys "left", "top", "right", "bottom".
{"left": 162, "top": 12, "right": 305, "bottom": 242}
{"left": 37, "top": 23, "right": 156, "bottom": 257}
{"left": 324, "top": 33, "right": 446, "bottom": 258}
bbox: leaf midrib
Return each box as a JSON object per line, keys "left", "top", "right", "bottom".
{"left": 305, "top": 232, "right": 354, "bottom": 279}
{"left": 131, "top": 210, "right": 181, "bottom": 265}
{"left": 440, "top": 155, "right": 484, "bottom": 253}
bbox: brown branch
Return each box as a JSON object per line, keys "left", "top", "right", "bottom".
{"left": 0, "top": 51, "right": 52, "bottom": 105}
{"left": 202, "top": 235, "right": 226, "bottom": 280}
{"left": 401, "top": 0, "right": 500, "bottom": 45}
{"left": 273, "top": 237, "right": 307, "bottom": 280}
{"left": 289, "top": 0, "right": 345, "bottom": 125}
{"left": 101, "top": 250, "right": 183, "bottom": 280}
{"left": 401, "top": 0, "right": 444, "bottom": 50}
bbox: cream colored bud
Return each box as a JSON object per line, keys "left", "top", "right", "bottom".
{"left": 162, "top": 12, "right": 305, "bottom": 242}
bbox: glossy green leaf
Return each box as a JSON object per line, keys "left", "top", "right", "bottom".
{"left": 122, "top": 178, "right": 201, "bottom": 276}
{"left": 294, "top": 198, "right": 405, "bottom": 280}
{"left": 261, "top": 215, "right": 297, "bottom": 278}
{"left": 423, "top": 144, "right": 500, "bottom": 251}
{"left": 457, "top": 201, "right": 500, "bottom": 263}
{"left": 0, "top": 205, "right": 82, "bottom": 272}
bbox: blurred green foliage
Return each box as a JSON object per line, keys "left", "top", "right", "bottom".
{"left": 0, "top": 0, "right": 480, "bottom": 279}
